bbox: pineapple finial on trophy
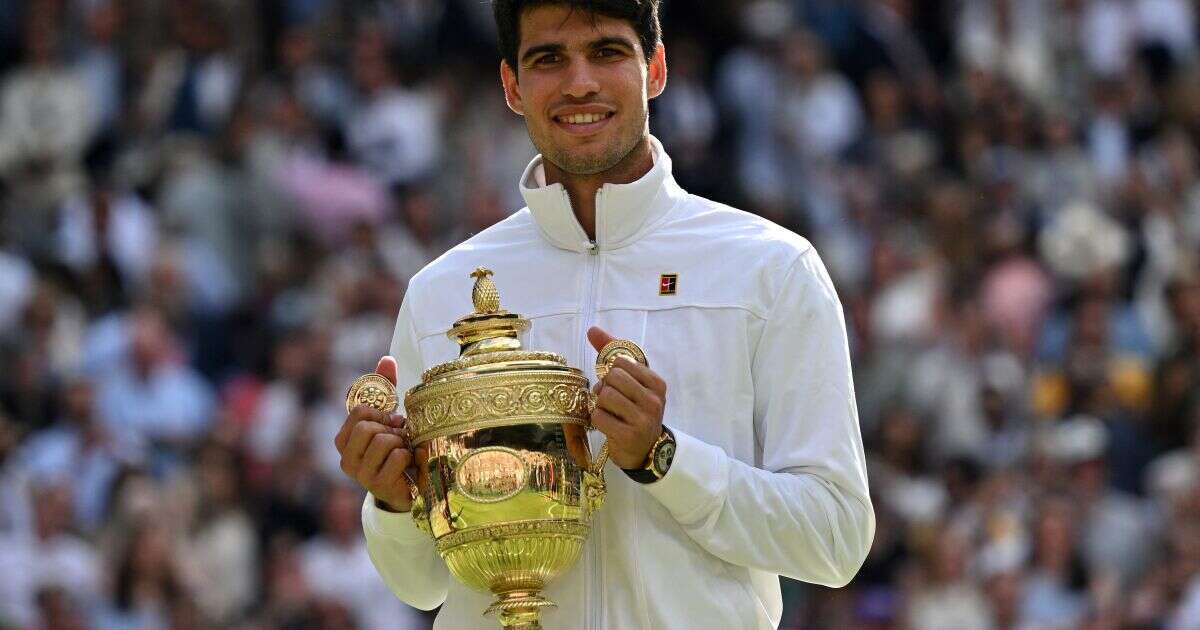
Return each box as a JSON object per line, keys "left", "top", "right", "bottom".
{"left": 448, "top": 268, "right": 528, "bottom": 355}
{"left": 471, "top": 267, "right": 501, "bottom": 314}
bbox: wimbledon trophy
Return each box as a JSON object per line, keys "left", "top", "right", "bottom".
{"left": 346, "top": 267, "right": 647, "bottom": 629}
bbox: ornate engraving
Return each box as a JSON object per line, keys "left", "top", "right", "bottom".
{"left": 345, "top": 373, "right": 398, "bottom": 414}
{"left": 436, "top": 519, "right": 590, "bottom": 553}
{"left": 422, "top": 351, "right": 566, "bottom": 382}
{"left": 406, "top": 373, "right": 593, "bottom": 444}
{"left": 595, "top": 338, "right": 649, "bottom": 381}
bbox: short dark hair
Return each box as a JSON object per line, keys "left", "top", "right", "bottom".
{"left": 493, "top": 0, "right": 661, "bottom": 75}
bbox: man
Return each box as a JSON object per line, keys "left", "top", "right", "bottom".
{"left": 334, "top": 1, "right": 874, "bottom": 628}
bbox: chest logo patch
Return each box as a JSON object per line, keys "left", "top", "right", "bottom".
{"left": 659, "top": 273, "right": 678, "bottom": 296}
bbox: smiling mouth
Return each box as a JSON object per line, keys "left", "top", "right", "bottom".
{"left": 554, "top": 112, "right": 615, "bottom": 125}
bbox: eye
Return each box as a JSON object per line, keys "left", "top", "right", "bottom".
{"left": 595, "top": 47, "right": 622, "bottom": 59}
{"left": 534, "top": 53, "right": 561, "bottom": 66}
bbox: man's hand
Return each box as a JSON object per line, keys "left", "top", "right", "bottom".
{"left": 587, "top": 326, "right": 667, "bottom": 469}
{"left": 335, "top": 356, "right": 416, "bottom": 512}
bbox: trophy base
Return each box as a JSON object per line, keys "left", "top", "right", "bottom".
{"left": 484, "top": 590, "right": 556, "bottom": 629}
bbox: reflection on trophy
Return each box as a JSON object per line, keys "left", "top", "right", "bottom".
{"left": 347, "top": 267, "right": 646, "bottom": 629}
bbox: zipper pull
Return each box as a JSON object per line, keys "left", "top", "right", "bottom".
{"left": 587, "top": 240, "right": 598, "bottom": 254}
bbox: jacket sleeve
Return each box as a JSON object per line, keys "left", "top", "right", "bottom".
{"left": 361, "top": 295, "right": 450, "bottom": 610}
{"left": 642, "top": 247, "right": 875, "bottom": 587}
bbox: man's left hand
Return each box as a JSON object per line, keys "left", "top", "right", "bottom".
{"left": 587, "top": 326, "right": 667, "bottom": 469}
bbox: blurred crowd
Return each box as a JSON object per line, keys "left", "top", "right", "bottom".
{"left": 1, "top": 0, "right": 1199, "bottom": 628}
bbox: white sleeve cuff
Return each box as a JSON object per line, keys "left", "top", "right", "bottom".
{"left": 361, "top": 493, "right": 432, "bottom": 545}
{"left": 641, "top": 426, "right": 730, "bottom": 525}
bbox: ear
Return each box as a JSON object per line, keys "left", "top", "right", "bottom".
{"left": 647, "top": 43, "right": 667, "bottom": 100}
{"left": 500, "top": 60, "right": 524, "bottom": 116}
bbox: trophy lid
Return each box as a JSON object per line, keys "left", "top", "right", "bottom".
{"left": 405, "top": 268, "right": 590, "bottom": 444}
{"left": 417, "top": 268, "right": 577, "bottom": 385}
{"left": 446, "top": 268, "right": 531, "bottom": 355}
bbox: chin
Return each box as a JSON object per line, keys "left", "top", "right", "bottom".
{"left": 552, "top": 148, "right": 623, "bottom": 176}
{"left": 532, "top": 123, "right": 641, "bottom": 176}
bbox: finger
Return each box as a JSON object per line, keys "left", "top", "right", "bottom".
{"left": 383, "top": 413, "right": 408, "bottom": 432}
{"left": 587, "top": 326, "right": 616, "bottom": 354}
{"left": 375, "top": 448, "right": 415, "bottom": 503}
{"left": 412, "top": 443, "right": 430, "bottom": 490}
{"left": 597, "top": 383, "right": 641, "bottom": 424}
{"left": 377, "top": 447, "right": 414, "bottom": 485}
{"left": 342, "top": 420, "right": 389, "bottom": 474}
{"left": 376, "top": 356, "right": 399, "bottom": 386}
{"left": 413, "top": 443, "right": 429, "bottom": 468}
{"left": 591, "top": 408, "right": 631, "bottom": 442}
{"left": 358, "top": 433, "right": 404, "bottom": 485}
{"left": 335, "top": 417, "right": 352, "bottom": 452}
{"left": 336, "top": 405, "right": 384, "bottom": 452}
{"left": 613, "top": 356, "right": 666, "bottom": 394}
{"left": 604, "top": 366, "right": 654, "bottom": 408}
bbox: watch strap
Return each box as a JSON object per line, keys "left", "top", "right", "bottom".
{"left": 622, "top": 426, "right": 675, "bottom": 484}
{"left": 622, "top": 466, "right": 659, "bottom": 484}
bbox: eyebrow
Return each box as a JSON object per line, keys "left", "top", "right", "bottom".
{"left": 590, "top": 36, "right": 637, "bottom": 52}
{"left": 520, "top": 43, "right": 565, "bottom": 65}
{"left": 519, "top": 35, "right": 638, "bottom": 65}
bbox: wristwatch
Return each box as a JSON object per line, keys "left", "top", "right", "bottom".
{"left": 622, "top": 426, "right": 676, "bottom": 484}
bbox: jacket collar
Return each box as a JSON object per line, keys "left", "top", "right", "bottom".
{"left": 519, "top": 135, "right": 686, "bottom": 253}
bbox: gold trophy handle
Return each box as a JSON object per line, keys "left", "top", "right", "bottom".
{"left": 583, "top": 393, "right": 610, "bottom": 476}
{"left": 345, "top": 373, "right": 431, "bottom": 534}
{"left": 586, "top": 338, "right": 648, "bottom": 477}
{"left": 592, "top": 440, "right": 610, "bottom": 475}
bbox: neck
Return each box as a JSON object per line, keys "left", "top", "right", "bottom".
{"left": 542, "top": 137, "right": 654, "bottom": 241}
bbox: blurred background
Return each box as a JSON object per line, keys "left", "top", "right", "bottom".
{"left": 1, "top": 0, "right": 1199, "bottom": 628}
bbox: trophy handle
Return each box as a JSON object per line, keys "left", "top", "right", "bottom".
{"left": 346, "top": 373, "right": 435, "bottom": 535}
{"left": 591, "top": 441, "right": 610, "bottom": 474}
{"left": 408, "top": 441, "right": 441, "bottom": 535}
{"left": 405, "top": 467, "right": 435, "bottom": 537}
{"left": 583, "top": 394, "right": 610, "bottom": 476}
{"left": 584, "top": 338, "right": 649, "bottom": 515}
{"left": 585, "top": 338, "right": 648, "bottom": 478}
{"left": 410, "top": 491, "right": 434, "bottom": 537}
{"left": 581, "top": 393, "right": 609, "bottom": 514}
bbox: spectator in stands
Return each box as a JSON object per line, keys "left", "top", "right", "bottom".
{"left": 0, "top": 481, "right": 101, "bottom": 628}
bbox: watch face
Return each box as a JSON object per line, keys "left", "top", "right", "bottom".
{"left": 654, "top": 441, "right": 676, "bottom": 475}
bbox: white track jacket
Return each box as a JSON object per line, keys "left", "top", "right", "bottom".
{"left": 362, "top": 137, "right": 874, "bottom": 629}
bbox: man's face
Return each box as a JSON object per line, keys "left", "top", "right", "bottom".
{"left": 501, "top": 5, "right": 666, "bottom": 176}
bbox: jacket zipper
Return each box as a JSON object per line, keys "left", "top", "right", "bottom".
{"left": 580, "top": 188, "right": 605, "bottom": 630}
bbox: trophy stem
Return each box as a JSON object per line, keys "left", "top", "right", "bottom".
{"left": 485, "top": 590, "right": 555, "bottom": 629}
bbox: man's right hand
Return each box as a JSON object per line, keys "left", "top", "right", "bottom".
{"left": 335, "top": 356, "right": 415, "bottom": 512}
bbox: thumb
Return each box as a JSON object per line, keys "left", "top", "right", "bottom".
{"left": 375, "top": 356, "right": 399, "bottom": 386}
{"left": 587, "top": 326, "right": 615, "bottom": 354}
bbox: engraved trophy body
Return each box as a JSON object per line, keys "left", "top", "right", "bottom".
{"left": 348, "top": 268, "right": 645, "bottom": 629}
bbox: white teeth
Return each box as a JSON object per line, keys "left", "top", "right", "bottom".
{"left": 559, "top": 113, "right": 610, "bottom": 124}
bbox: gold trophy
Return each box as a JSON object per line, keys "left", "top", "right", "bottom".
{"left": 346, "top": 268, "right": 647, "bottom": 629}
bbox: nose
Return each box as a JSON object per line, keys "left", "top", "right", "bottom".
{"left": 561, "top": 58, "right": 600, "bottom": 99}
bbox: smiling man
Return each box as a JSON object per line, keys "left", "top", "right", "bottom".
{"left": 335, "top": 1, "right": 875, "bottom": 628}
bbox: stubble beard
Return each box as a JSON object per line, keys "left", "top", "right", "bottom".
{"left": 529, "top": 108, "right": 648, "bottom": 176}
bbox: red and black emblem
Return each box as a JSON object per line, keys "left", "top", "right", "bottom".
{"left": 659, "top": 273, "right": 677, "bottom": 296}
